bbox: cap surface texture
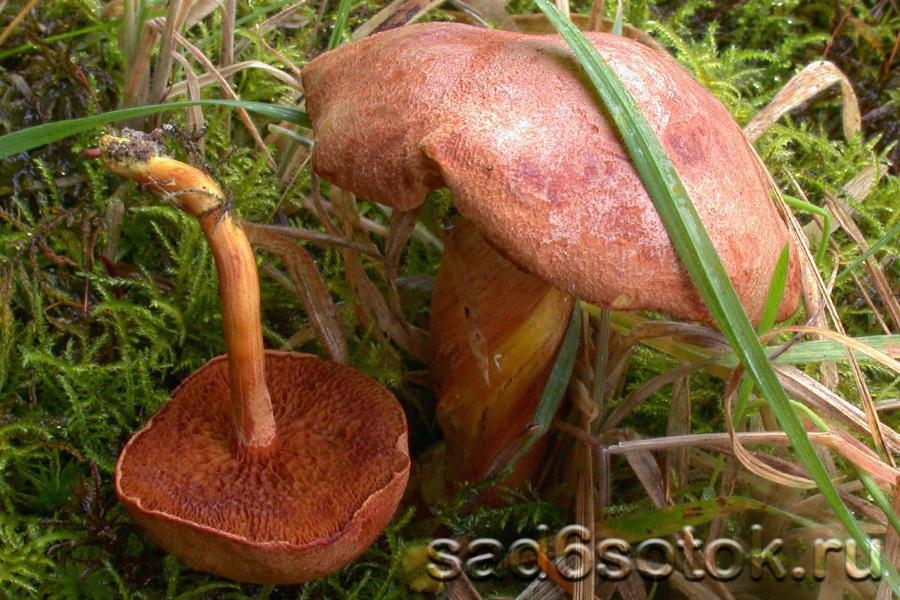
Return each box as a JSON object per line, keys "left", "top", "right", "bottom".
{"left": 302, "top": 22, "right": 801, "bottom": 323}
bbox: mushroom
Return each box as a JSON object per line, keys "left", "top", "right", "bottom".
{"left": 301, "top": 22, "right": 801, "bottom": 324}
{"left": 97, "top": 130, "right": 410, "bottom": 584}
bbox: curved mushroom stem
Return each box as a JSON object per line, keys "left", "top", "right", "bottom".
{"left": 98, "top": 130, "right": 277, "bottom": 457}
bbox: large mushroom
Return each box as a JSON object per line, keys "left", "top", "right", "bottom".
{"left": 301, "top": 22, "right": 801, "bottom": 324}
{"left": 98, "top": 130, "right": 410, "bottom": 584}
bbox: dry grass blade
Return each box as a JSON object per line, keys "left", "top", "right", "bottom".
{"left": 744, "top": 61, "right": 861, "bottom": 142}
{"left": 515, "top": 553, "right": 570, "bottom": 599}
{"left": 121, "top": 25, "right": 158, "bottom": 113}
{"left": 750, "top": 165, "right": 842, "bottom": 395}
{"left": 828, "top": 428, "right": 900, "bottom": 486}
{"left": 778, "top": 364, "right": 900, "bottom": 452}
{"left": 572, "top": 344, "right": 595, "bottom": 600}
{"left": 666, "top": 373, "right": 691, "bottom": 499}
{"left": 443, "top": 569, "right": 483, "bottom": 600}
{"left": 352, "top": 0, "right": 444, "bottom": 39}
{"left": 587, "top": 0, "right": 604, "bottom": 30}
{"left": 614, "top": 430, "right": 733, "bottom": 600}
{"left": 384, "top": 207, "right": 423, "bottom": 331}
{"left": 623, "top": 320, "right": 731, "bottom": 353}
{"left": 119, "top": 0, "right": 145, "bottom": 85}
{"left": 454, "top": 0, "right": 521, "bottom": 31}
{"left": 826, "top": 193, "right": 900, "bottom": 329}
{"left": 803, "top": 165, "right": 884, "bottom": 245}
{"left": 149, "top": 24, "right": 275, "bottom": 168}
{"left": 600, "top": 358, "right": 714, "bottom": 432}
{"left": 605, "top": 430, "right": 835, "bottom": 453}
{"left": 171, "top": 54, "right": 206, "bottom": 154}
{"left": 0, "top": 0, "right": 42, "bottom": 47}
{"left": 724, "top": 371, "right": 818, "bottom": 489}
{"left": 843, "top": 164, "right": 885, "bottom": 205}
{"left": 184, "top": 0, "right": 219, "bottom": 27}
{"left": 607, "top": 427, "right": 900, "bottom": 488}
{"left": 775, "top": 170, "right": 897, "bottom": 470}
{"left": 329, "top": 187, "right": 427, "bottom": 359}
{"left": 245, "top": 222, "right": 379, "bottom": 257}
{"left": 817, "top": 540, "right": 848, "bottom": 600}
{"left": 848, "top": 269, "right": 893, "bottom": 335}
{"left": 243, "top": 222, "right": 349, "bottom": 363}
{"left": 668, "top": 572, "right": 724, "bottom": 600}
{"left": 148, "top": 0, "right": 191, "bottom": 108}
{"left": 767, "top": 324, "right": 900, "bottom": 464}
{"left": 616, "top": 572, "right": 648, "bottom": 600}
{"left": 552, "top": 0, "right": 569, "bottom": 20}
{"left": 221, "top": 0, "right": 236, "bottom": 93}
{"left": 243, "top": 5, "right": 311, "bottom": 60}
{"left": 168, "top": 61, "right": 302, "bottom": 97}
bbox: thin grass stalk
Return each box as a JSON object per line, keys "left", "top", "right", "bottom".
{"left": 221, "top": 0, "right": 235, "bottom": 91}
{"left": 587, "top": 0, "right": 604, "bottom": 31}
{"left": 876, "top": 489, "right": 900, "bottom": 600}
{"left": 148, "top": 0, "right": 190, "bottom": 110}
{"left": 327, "top": 0, "right": 354, "bottom": 49}
{"left": 732, "top": 245, "right": 790, "bottom": 424}
{"left": 0, "top": 0, "right": 42, "bottom": 47}
{"left": 838, "top": 218, "right": 900, "bottom": 281}
{"left": 171, "top": 54, "right": 206, "bottom": 153}
{"left": 533, "top": 0, "right": 900, "bottom": 592}
{"left": 827, "top": 194, "right": 900, "bottom": 328}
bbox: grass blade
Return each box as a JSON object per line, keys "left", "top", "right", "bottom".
{"left": 0, "top": 100, "right": 310, "bottom": 160}
{"left": 837, "top": 218, "right": 900, "bottom": 281}
{"left": 534, "top": 0, "right": 900, "bottom": 591}
{"left": 327, "top": 0, "right": 354, "bottom": 50}
{"left": 599, "top": 496, "right": 819, "bottom": 542}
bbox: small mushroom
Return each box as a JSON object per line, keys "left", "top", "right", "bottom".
{"left": 301, "top": 22, "right": 801, "bottom": 324}
{"left": 97, "top": 130, "right": 410, "bottom": 584}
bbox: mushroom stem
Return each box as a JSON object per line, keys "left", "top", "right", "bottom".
{"left": 98, "top": 130, "right": 277, "bottom": 455}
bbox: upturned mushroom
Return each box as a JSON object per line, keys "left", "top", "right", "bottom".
{"left": 97, "top": 130, "right": 410, "bottom": 584}
{"left": 301, "top": 22, "right": 801, "bottom": 324}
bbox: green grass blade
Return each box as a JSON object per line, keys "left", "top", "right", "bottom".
{"left": 534, "top": 0, "right": 900, "bottom": 591}
{"left": 837, "top": 218, "right": 900, "bottom": 281}
{"left": 733, "top": 244, "right": 790, "bottom": 422}
{"left": 759, "top": 245, "right": 790, "bottom": 334}
{"left": 327, "top": 0, "right": 354, "bottom": 50}
{"left": 0, "top": 100, "right": 310, "bottom": 160}
{"left": 783, "top": 194, "right": 831, "bottom": 266}
{"left": 714, "top": 334, "right": 900, "bottom": 367}
{"left": 533, "top": 301, "right": 582, "bottom": 435}
{"left": 612, "top": 0, "right": 624, "bottom": 36}
{"left": 599, "top": 496, "right": 819, "bottom": 542}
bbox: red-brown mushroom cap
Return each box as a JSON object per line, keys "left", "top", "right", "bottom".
{"left": 115, "top": 350, "right": 410, "bottom": 585}
{"left": 302, "top": 22, "right": 801, "bottom": 324}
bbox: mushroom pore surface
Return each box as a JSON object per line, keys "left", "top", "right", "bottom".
{"left": 302, "top": 22, "right": 801, "bottom": 324}
{"left": 115, "top": 351, "right": 410, "bottom": 583}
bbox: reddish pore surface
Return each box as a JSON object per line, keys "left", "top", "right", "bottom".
{"left": 116, "top": 351, "right": 409, "bottom": 547}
